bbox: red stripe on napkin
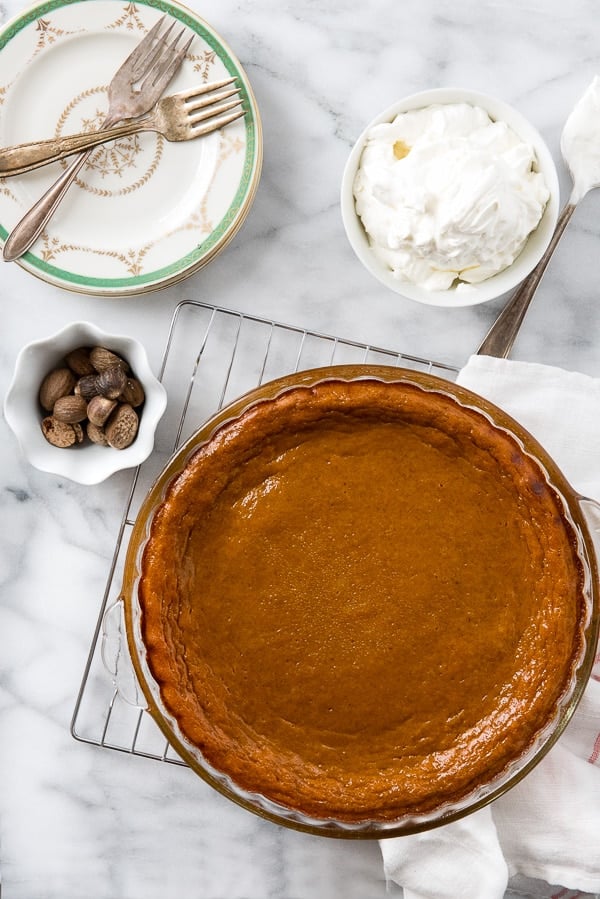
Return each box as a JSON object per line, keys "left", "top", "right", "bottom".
{"left": 589, "top": 731, "right": 600, "bottom": 765}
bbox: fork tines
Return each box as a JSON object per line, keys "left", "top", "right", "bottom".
{"left": 129, "top": 14, "right": 195, "bottom": 90}
{"left": 128, "top": 15, "right": 174, "bottom": 81}
{"left": 185, "top": 80, "right": 244, "bottom": 127}
{"left": 180, "top": 78, "right": 240, "bottom": 108}
{"left": 145, "top": 24, "right": 194, "bottom": 89}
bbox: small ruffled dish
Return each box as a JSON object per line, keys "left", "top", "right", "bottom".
{"left": 4, "top": 321, "right": 167, "bottom": 485}
{"left": 340, "top": 88, "right": 560, "bottom": 307}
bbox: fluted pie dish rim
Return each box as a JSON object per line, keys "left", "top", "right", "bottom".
{"left": 119, "top": 365, "right": 599, "bottom": 837}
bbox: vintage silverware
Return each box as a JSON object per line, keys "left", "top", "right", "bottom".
{"left": 0, "top": 81, "right": 244, "bottom": 177}
{"left": 3, "top": 14, "right": 194, "bottom": 262}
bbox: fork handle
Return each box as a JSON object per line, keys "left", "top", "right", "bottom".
{"left": 2, "top": 112, "right": 126, "bottom": 262}
{"left": 0, "top": 119, "right": 151, "bottom": 178}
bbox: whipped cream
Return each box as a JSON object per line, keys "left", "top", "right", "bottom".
{"left": 353, "top": 103, "right": 550, "bottom": 291}
{"left": 560, "top": 75, "right": 600, "bottom": 204}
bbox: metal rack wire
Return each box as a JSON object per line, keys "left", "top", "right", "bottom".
{"left": 70, "top": 300, "right": 459, "bottom": 764}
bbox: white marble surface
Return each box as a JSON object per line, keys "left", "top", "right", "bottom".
{"left": 1, "top": 0, "right": 600, "bottom": 897}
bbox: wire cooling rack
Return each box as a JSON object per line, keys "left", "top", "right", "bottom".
{"left": 70, "top": 300, "right": 459, "bottom": 763}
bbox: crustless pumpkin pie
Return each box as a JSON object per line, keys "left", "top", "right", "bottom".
{"left": 137, "top": 377, "right": 586, "bottom": 823}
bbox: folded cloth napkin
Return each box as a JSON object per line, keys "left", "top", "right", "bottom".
{"left": 381, "top": 354, "right": 600, "bottom": 899}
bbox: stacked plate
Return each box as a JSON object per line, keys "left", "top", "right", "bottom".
{"left": 0, "top": 0, "right": 263, "bottom": 295}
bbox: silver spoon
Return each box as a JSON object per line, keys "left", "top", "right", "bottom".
{"left": 478, "top": 78, "right": 600, "bottom": 357}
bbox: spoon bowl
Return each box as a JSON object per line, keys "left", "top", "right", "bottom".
{"left": 478, "top": 77, "right": 600, "bottom": 357}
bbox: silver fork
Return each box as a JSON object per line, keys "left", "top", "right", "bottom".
{"left": 0, "top": 81, "right": 245, "bottom": 177}
{"left": 3, "top": 14, "right": 193, "bottom": 262}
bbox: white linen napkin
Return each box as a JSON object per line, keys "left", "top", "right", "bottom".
{"left": 381, "top": 354, "right": 600, "bottom": 899}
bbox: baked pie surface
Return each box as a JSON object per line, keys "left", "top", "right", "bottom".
{"left": 137, "top": 376, "right": 586, "bottom": 824}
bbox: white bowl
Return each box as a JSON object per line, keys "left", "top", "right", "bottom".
{"left": 340, "top": 88, "right": 560, "bottom": 308}
{"left": 4, "top": 322, "right": 167, "bottom": 485}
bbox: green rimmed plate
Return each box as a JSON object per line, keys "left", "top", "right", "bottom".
{"left": 0, "top": 0, "right": 262, "bottom": 295}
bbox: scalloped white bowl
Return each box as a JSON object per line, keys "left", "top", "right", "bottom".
{"left": 4, "top": 321, "right": 167, "bottom": 485}
{"left": 340, "top": 88, "right": 560, "bottom": 308}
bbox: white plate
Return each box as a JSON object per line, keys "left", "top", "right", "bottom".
{"left": 0, "top": 0, "right": 262, "bottom": 295}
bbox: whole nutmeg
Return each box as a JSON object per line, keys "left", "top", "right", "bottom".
{"left": 90, "top": 346, "right": 129, "bottom": 373}
{"left": 86, "top": 421, "right": 109, "bottom": 446}
{"left": 41, "top": 416, "right": 80, "bottom": 448}
{"left": 76, "top": 374, "right": 101, "bottom": 399}
{"left": 120, "top": 377, "right": 145, "bottom": 408}
{"left": 105, "top": 403, "right": 138, "bottom": 449}
{"left": 36, "top": 344, "right": 145, "bottom": 452}
{"left": 96, "top": 365, "right": 128, "bottom": 400}
{"left": 53, "top": 394, "right": 88, "bottom": 423}
{"left": 64, "top": 347, "right": 95, "bottom": 377}
{"left": 87, "top": 395, "right": 117, "bottom": 427}
{"left": 39, "top": 368, "right": 76, "bottom": 412}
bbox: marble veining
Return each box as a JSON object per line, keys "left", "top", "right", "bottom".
{"left": 1, "top": 0, "right": 600, "bottom": 897}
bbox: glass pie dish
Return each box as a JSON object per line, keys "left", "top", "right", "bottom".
{"left": 118, "top": 365, "right": 600, "bottom": 838}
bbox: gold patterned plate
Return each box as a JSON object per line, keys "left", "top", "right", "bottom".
{"left": 0, "top": 0, "right": 262, "bottom": 295}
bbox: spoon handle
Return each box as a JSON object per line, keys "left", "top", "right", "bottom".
{"left": 476, "top": 202, "right": 577, "bottom": 358}
{"left": 2, "top": 111, "right": 122, "bottom": 263}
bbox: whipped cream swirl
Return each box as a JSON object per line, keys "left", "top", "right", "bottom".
{"left": 353, "top": 103, "right": 550, "bottom": 291}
